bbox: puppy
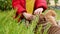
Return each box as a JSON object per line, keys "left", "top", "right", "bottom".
{"left": 36, "top": 10, "right": 57, "bottom": 27}
{"left": 35, "top": 10, "right": 58, "bottom": 34}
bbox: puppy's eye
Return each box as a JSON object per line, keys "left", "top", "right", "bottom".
{"left": 43, "top": 18, "right": 46, "bottom": 21}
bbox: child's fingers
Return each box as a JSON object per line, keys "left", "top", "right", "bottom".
{"left": 26, "top": 15, "right": 33, "bottom": 20}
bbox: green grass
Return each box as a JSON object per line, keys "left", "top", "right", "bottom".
{"left": 0, "top": 9, "right": 60, "bottom": 34}
{"left": 55, "top": 9, "right": 60, "bottom": 20}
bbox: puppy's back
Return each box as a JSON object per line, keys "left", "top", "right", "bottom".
{"left": 48, "top": 26, "right": 60, "bottom": 34}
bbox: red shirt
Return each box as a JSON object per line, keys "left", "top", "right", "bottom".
{"left": 12, "top": 0, "right": 47, "bottom": 14}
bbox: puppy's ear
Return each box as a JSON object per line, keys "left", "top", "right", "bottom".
{"left": 45, "top": 10, "right": 56, "bottom": 17}
{"left": 49, "top": 10, "right": 56, "bottom": 17}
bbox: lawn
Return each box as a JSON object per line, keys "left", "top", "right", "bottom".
{"left": 55, "top": 9, "right": 60, "bottom": 20}
{"left": 0, "top": 9, "right": 60, "bottom": 34}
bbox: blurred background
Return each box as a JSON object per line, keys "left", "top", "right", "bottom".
{"left": 0, "top": 0, "right": 60, "bottom": 11}
{"left": 0, "top": 0, "right": 12, "bottom": 11}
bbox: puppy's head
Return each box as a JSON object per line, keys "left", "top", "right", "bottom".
{"left": 37, "top": 10, "right": 57, "bottom": 25}
{"left": 37, "top": 14, "right": 47, "bottom": 25}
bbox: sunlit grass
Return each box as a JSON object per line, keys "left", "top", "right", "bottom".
{"left": 0, "top": 9, "right": 60, "bottom": 34}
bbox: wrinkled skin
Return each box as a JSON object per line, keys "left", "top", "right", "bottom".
{"left": 35, "top": 10, "right": 60, "bottom": 34}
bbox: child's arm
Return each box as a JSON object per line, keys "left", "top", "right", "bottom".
{"left": 12, "top": 0, "right": 27, "bottom": 22}
{"left": 34, "top": 0, "right": 47, "bottom": 11}
{"left": 12, "top": 0, "right": 26, "bottom": 16}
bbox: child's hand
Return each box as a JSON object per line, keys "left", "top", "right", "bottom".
{"left": 34, "top": 8, "right": 43, "bottom": 15}
{"left": 23, "top": 12, "right": 34, "bottom": 20}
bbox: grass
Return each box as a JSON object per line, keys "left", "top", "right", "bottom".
{"left": 0, "top": 9, "right": 60, "bottom": 34}
{"left": 55, "top": 9, "right": 60, "bottom": 20}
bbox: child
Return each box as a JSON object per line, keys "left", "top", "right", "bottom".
{"left": 12, "top": 0, "right": 47, "bottom": 22}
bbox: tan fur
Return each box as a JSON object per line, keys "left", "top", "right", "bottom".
{"left": 45, "top": 10, "right": 56, "bottom": 17}
{"left": 45, "top": 10, "right": 60, "bottom": 34}
{"left": 37, "top": 10, "right": 57, "bottom": 26}
{"left": 35, "top": 10, "right": 60, "bottom": 34}
{"left": 45, "top": 10, "right": 57, "bottom": 26}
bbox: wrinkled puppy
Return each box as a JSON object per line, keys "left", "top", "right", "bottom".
{"left": 36, "top": 10, "right": 57, "bottom": 27}
{"left": 35, "top": 10, "right": 58, "bottom": 34}
{"left": 45, "top": 10, "right": 60, "bottom": 34}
